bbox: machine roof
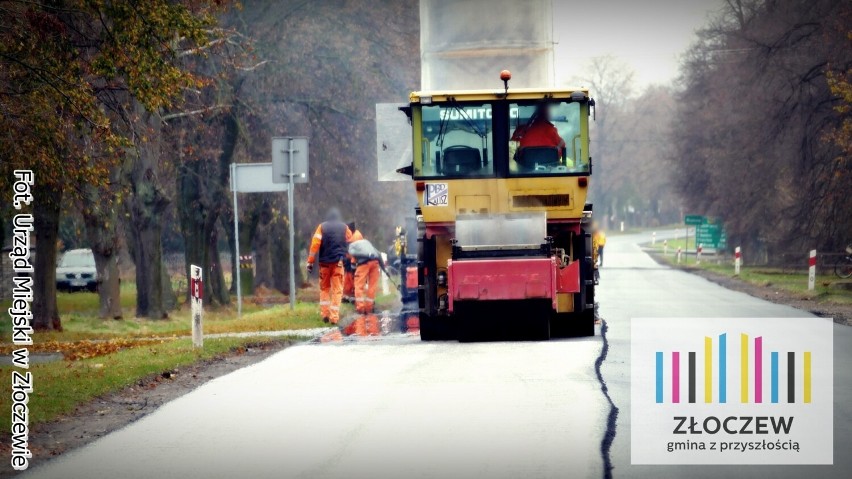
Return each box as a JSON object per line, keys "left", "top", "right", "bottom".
{"left": 410, "top": 87, "right": 591, "bottom": 103}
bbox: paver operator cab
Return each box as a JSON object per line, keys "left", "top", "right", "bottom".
{"left": 396, "top": 72, "right": 597, "bottom": 341}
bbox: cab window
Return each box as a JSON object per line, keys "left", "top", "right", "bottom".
{"left": 415, "top": 102, "right": 494, "bottom": 178}
{"left": 508, "top": 101, "right": 587, "bottom": 176}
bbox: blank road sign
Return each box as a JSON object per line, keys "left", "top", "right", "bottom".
{"left": 232, "top": 163, "right": 288, "bottom": 193}
{"left": 272, "top": 137, "right": 309, "bottom": 184}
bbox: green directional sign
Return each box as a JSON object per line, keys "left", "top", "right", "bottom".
{"left": 696, "top": 223, "right": 727, "bottom": 249}
{"left": 684, "top": 214, "right": 707, "bottom": 226}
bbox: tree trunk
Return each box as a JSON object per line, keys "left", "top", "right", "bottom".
{"left": 272, "top": 205, "right": 305, "bottom": 293}
{"left": 161, "top": 262, "right": 176, "bottom": 310}
{"left": 83, "top": 180, "right": 123, "bottom": 319}
{"left": 176, "top": 108, "right": 239, "bottom": 303}
{"left": 32, "top": 186, "right": 62, "bottom": 331}
{"left": 177, "top": 158, "right": 210, "bottom": 304}
{"left": 127, "top": 104, "right": 172, "bottom": 319}
{"left": 207, "top": 224, "right": 229, "bottom": 305}
{"left": 253, "top": 205, "right": 273, "bottom": 288}
{"left": 92, "top": 251, "right": 122, "bottom": 319}
{"left": 223, "top": 211, "right": 238, "bottom": 294}
{"left": 271, "top": 218, "right": 289, "bottom": 294}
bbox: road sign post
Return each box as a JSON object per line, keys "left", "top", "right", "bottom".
{"left": 190, "top": 265, "right": 203, "bottom": 348}
{"left": 230, "top": 162, "right": 289, "bottom": 317}
{"left": 272, "top": 137, "right": 309, "bottom": 311}
{"left": 684, "top": 215, "right": 708, "bottom": 262}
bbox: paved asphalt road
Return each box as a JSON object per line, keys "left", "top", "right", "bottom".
{"left": 600, "top": 230, "right": 851, "bottom": 479}
{"left": 24, "top": 230, "right": 850, "bottom": 479}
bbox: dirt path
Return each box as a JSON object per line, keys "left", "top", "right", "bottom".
{"left": 648, "top": 252, "right": 852, "bottom": 326}
{"left": 0, "top": 340, "right": 294, "bottom": 478}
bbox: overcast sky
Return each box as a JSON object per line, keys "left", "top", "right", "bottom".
{"left": 552, "top": 0, "right": 724, "bottom": 89}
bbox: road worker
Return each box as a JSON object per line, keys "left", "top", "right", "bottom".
{"left": 306, "top": 208, "right": 353, "bottom": 324}
{"left": 593, "top": 226, "right": 607, "bottom": 268}
{"left": 511, "top": 103, "right": 566, "bottom": 151}
{"left": 342, "top": 222, "right": 363, "bottom": 303}
{"left": 348, "top": 237, "right": 385, "bottom": 314}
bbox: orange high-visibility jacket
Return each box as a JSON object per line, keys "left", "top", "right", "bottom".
{"left": 308, "top": 221, "right": 353, "bottom": 265}
{"left": 346, "top": 229, "right": 364, "bottom": 266}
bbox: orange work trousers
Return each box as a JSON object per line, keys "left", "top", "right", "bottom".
{"left": 319, "top": 262, "right": 344, "bottom": 323}
{"left": 343, "top": 270, "right": 355, "bottom": 301}
{"left": 354, "top": 260, "right": 380, "bottom": 314}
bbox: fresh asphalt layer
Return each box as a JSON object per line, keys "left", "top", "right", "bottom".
{"left": 22, "top": 335, "right": 607, "bottom": 478}
{"left": 22, "top": 230, "right": 850, "bottom": 479}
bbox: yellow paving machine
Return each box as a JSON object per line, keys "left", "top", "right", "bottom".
{"left": 395, "top": 72, "right": 597, "bottom": 341}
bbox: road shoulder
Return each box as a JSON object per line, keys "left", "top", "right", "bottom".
{"left": 0, "top": 340, "right": 294, "bottom": 478}
{"left": 647, "top": 251, "right": 851, "bottom": 326}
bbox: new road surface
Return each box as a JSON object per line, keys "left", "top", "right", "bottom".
{"left": 23, "top": 231, "right": 851, "bottom": 479}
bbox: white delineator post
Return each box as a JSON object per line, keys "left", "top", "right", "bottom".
{"left": 734, "top": 246, "right": 742, "bottom": 275}
{"left": 190, "top": 264, "right": 203, "bottom": 348}
{"left": 808, "top": 249, "right": 817, "bottom": 291}
{"left": 677, "top": 247, "right": 682, "bottom": 264}
{"left": 663, "top": 240, "right": 668, "bottom": 255}
{"left": 620, "top": 221, "right": 624, "bottom": 232}
{"left": 652, "top": 231, "right": 656, "bottom": 246}
{"left": 697, "top": 244, "right": 703, "bottom": 264}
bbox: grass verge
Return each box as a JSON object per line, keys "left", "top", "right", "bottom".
{"left": 0, "top": 292, "right": 332, "bottom": 343}
{"left": 0, "top": 336, "right": 294, "bottom": 432}
{"left": 647, "top": 244, "right": 852, "bottom": 305}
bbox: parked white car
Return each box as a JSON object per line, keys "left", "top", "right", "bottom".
{"left": 56, "top": 249, "right": 98, "bottom": 292}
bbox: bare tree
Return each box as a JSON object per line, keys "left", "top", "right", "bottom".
{"left": 576, "top": 55, "right": 637, "bottom": 229}
{"left": 670, "top": 0, "right": 852, "bottom": 259}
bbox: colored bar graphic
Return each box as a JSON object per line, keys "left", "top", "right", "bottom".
{"left": 804, "top": 352, "right": 811, "bottom": 404}
{"left": 672, "top": 351, "right": 680, "bottom": 403}
{"left": 704, "top": 337, "right": 712, "bottom": 403}
{"left": 771, "top": 352, "right": 779, "bottom": 403}
{"left": 655, "top": 334, "right": 813, "bottom": 405}
{"left": 755, "top": 337, "right": 763, "bottom": 403}
{"left": 655, "top": 352, "right": 663, "bottom": 403}
{"left": 741, "top": 334, "right": 749, "bottom": 403}
{"left": 688, "top": 352, "right": 696, "bottom": 403}
{"left": 719, "top": 333, "right": 727, "bottom": 403}
{"left": 787, "top": 352, "right": 795, "bottom": 403}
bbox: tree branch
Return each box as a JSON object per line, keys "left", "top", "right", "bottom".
{"left": 160, "top": 104, "right": 228, "bottom": 121}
